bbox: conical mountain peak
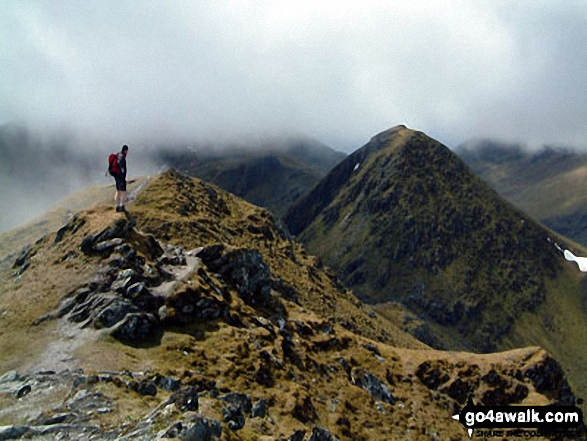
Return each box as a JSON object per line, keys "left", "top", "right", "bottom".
{"left": 285, "top": 127, "right": 570, "bottom": 353}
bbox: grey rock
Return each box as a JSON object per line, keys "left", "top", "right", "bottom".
{"left": 251, "top": 399, "right": 267, "bottom": 418}
{"left": 125, "top": 283, "right": 163, "bottom": 312}
{"left": 287, "top": 430, "right": 306, "bottom": 441}
{"left": 161, "top": 421, "right": 183, "bottom": 438}
{"left": 0, "top": 371, "right": 20, "bottom": 384}
{"left": 94, "top": 299, "right": 137, "bottom": 329}
{"left": 31, "top": 424, "right": 100, "bottom": 438}
{"left": 308, "top": 427, "right": 341, "bottom": 441}
{"left": 181, "top": 416, "right": 222, "bottom": 441}
{"left": 68, "top": 292, "right": 113, "bottom": 324}
{"left": 222, "top": 406, "right": 245, "bottom": 431}
{"left": 67, "top": 389, "right": 113, "bottom": 412}
{"left": 12, "top": 260, "right": 30, "bottom": 277}
{"left": 220, "top": 392, "right": 252, "bottom": 431}
{"left": 0, "top": 425, "right": 28, "bottom": 440}
{"left": 220, "top": 392, "right": 252, "bottom": 414}
{"left": 111, "top": 269, "right": 143, "bottom": 293}
{"left": 137, "top": 380, "right": 157, "bottom": 397}
{"left": 54, "top": 214, "right": 85, "bottom": 244}
{"left": 42, "top": 413, "right": 75, "bottom": 425}
{"left": 13, "top": 246, "right": 31, "bottom": 268}
{"left": 80, "top": 218, "right": 135, "bottom": 255}
{"left": 158, "top": 305, "right": 170, "bottom": 321}
{"left": 14, "top": 385, "right": 31, "bottom": 398}
{"left": 73, "top": 376, "right": 86, "bottom": 388}
{"left": 197, "top": 245, "right": 272, "bottom": 308}
{"left": 113, "top": 243, "right": 132, "bottom": 255}
{"left": 171, "top": 386, "right": 199, "bottom": 412}
{"left": 364, "top": 343, "right": 381, "bottom": 356}
{"left": 351, "top": 368, "right": 395, "bottom": 405}
{"left": 110, "top": 313, "right": 159, "bottom": 344}
{"left": 93, "top": 238, "right": 124, "bottom": 254}
{"left": 164, "top": 289, "right": 227, "bottom": 325}
{"left": 153, "top": 375, "right": 181, "bottom": 392}
{"left": 159, "top": 246, "right": 187, "bottom": 266}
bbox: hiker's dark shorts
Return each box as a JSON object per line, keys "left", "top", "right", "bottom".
{"left": 114, "top": 174, "right": 126, "bottom": 191}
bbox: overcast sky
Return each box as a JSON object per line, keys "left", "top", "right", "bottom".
{"left": 2, "top": 0, "right": 587, "bottom": 152}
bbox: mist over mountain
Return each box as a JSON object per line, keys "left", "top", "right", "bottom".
{"left": 0, "top": 123, "right": 164, "bottom": 233}
{"left": 0, "top": 123, "right": 345, "bottom": 233}
{"left": 156, "top": 135, "right": 346, "bottom": 217}
{"left": 0, "top": 124, "right": 99, "bottom": 232}
{"left": 457, "top": 140, "right": 587, "bottom": 246}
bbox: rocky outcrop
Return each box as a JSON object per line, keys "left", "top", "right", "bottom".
{"left": 35, "top": 218, "right": 285, "bottom": 346}
{"left": 0, "top": 367, "right": 273, "bottom": 440}
{"left": 414, "top": 350, "right": 580, "bottom": 411}
{"left": 196, "top": 244, "right": 273, "bottom": 308}
{"left": 351, "top": 368, "right": 395, "bottom": 405}
{"left": 34, "top": 218, "right": 170, "bottom": 344}
{"left": 524, "top": 353, "right": 575, "bottom": 406}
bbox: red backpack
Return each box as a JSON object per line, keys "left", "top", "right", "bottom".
{"left": 108, "top": 153, "right": 121, "bottom": 176}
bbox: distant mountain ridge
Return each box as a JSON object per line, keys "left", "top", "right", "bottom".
{"left": 457, "top": 140, "right": 587, "bottom": 246}
{"left": 156, "top": 136, "right": 346, "bottom": 218}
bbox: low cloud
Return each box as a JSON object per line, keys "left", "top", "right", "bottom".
{"left": 1, "top": 1, "right": 587, "bottom": 151}
{"left": 2, "top": 1, "right": 587, "bottom": 231}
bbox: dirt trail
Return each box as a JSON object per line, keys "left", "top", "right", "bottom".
{"left": 24, "top": 321, "right": 103, "bottom": 374}
{"left": 20, "top": 170, "right": 179, "bottom": 375}
{"left": 152, "top": 251, "right": 201, "bottom": 297}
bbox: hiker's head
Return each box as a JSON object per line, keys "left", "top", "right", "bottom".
{"left": 121, "top": 145, "right": 129, "bottom": 155}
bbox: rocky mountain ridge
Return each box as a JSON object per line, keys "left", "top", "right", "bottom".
{"left": 0, "top": 169, "right": 582, "bottom": 439}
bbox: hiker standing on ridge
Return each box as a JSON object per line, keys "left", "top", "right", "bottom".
{"left": 108, "top": 145, "right": 129, "bottom": 212}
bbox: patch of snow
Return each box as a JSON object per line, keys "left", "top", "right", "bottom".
{"left": 564, "top": 249, "right": 587, "bottom": 272}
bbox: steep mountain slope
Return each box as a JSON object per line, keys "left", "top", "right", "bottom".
{"left": 285, "top": 126, "right": 587, "bottom": 402}
{"left": 1, "top": 169, "right": 581, "bottom": 440}
{"left": 157, "top": 137, "right": 346, "bottom": 218}
{"left": 457, "top": 140, "right": 587, "bottom": 246}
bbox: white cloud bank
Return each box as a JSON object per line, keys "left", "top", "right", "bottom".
{"left": 2, "top": 0, "right": 587, "bottom": 151}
